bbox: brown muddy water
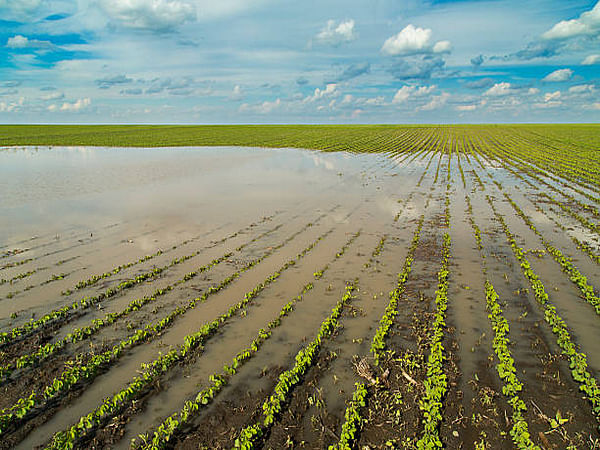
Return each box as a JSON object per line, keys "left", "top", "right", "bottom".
{"left": 0, "top": 145, "right": 599, "bottom": 449}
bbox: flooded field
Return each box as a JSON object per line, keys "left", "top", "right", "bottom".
{"left": 1, "top": 126, "right": 599, "bottom": 449}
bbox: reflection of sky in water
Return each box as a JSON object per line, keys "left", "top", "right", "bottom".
{"left": 0, "top": 146, "right": 388, "bottom": 244}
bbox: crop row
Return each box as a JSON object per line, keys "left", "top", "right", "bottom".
{"left": 328, "top": 382, "right": 368, "bottom": 450}
{"left": 0, "top": 269, "right": 39, "bottom": 287}
{"left": 132, "top": 230, "right": 362, "bottom": 449}
{"left": 232, "top": 280, "right": 358, "bottom": 450}
{"left": 498, "top": 190, "right": 600, "bottom": 318}
{"left": 0, "top": 223, "right": 330, "bottom": 437}
{"left": 464, "top": 195, "right": 538, "bottom": 449}
{"left": 370, "top": 215, "right": 424, "bottom": 365}
{"left": 415, "top": 232, "right": 451, "bottom": 449}
{"left": 0, "top": 257, "right": 34, "bottom": 271}
{"left": 487, "top": 195, "right": 600, "bottom": 421}
{"left": 364, "top": 235, "right": 387, "bottom": 268}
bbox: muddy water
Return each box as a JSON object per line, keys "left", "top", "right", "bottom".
{"left": 0, "top": 146, "right": 384, "bottom": 245}
{"left": 2, "top": 144, "right": 599, "bottom": 449}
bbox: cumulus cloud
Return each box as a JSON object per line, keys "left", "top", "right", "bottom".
{"left": 48, "top": 98, "right": 91, "bottom": 112}
{"left": 432, "top": 40, "right": 451, "bottom": 54}
{"left": 99, "top": 0, "right": 196, "bottom": 32}
{"left": 306, "top": 83, "right": 338, "bottom": 102}
{"left": 6, "top": 35, "right": 54, "bottom": 49}
{"left": 312, "top": 19, "right": 356, "bottom": 47}
{"left": 542, "top": 2, "right": 600, "bottom": 40}
{"left": 257, "top": 98, "right": 280, "bottom": 113}
{"left": 381, "top": 24, "right": 451, "bottom": 56}
{"left": 363, "top": 96, "right": 386, "bottom": 106}
{"left": 534, "top": 90, "right": 562, "bottom": 108}
{"left": 389, "top": 56, "right": 445, "bottom": 80}
{"left": 484, "top": 82, "right": 514, "bottom": 96}
{"left": 392, "top": 84, "right": 436, "bottom": 104}
{"left": 40, "top": 92, "right": 64, "bottom": 101}
{"left": 505, "top": 2, "right": 600, "bottom": 61}
{"left": 568, "top": 84, "right": 595, "bottom": 94}
{"left": 456, "top": 104, "right": 477, "bottom": 112}
{"left": 0, "top": 97, "right": 24, "bottom": 112}
{"left": 542, "top": 68, "right": 573, "bottom": 82}
{"left": 582, "top": 54, "right": 600, "bottom": 65}
{"left": 392, "top": 86, "right": 413, "bottom": 104}
{"left": 544, "top": 91, "right": 561, "bottom": 102}
{"left": 340, "top": 94, "right": 353, "bottom": 105}
{"left": 418, "top": 92, "right": 449, "bottom": 111}
{"left": 95, "top": 74, "right": 133, "bottom": 89}
{"left": 239, "top": 98, "right": 281, "bottom": 114}
{"left": 229, "top": 85, "right": 244, "bottom": 101}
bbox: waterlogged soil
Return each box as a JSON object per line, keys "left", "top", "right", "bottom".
{"left": 0, "top": 143, "right": 599, "bottom": 449}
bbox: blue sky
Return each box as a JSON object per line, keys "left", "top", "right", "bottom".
{"left": 0, "top": 0, "right": 599, "bottom": 123}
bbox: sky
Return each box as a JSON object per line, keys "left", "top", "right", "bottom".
{"left": 0, "top": 0, "right": 599, "bottom": 124}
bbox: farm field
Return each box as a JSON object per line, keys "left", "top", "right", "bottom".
{"left": 0, "top": 124, "right": 599, "bottom": 449}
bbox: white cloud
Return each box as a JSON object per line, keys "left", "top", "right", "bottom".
{"left": 528, "top": 88, "right": 540, "bottom": 95}
{"left": 364, "top": 96, "right": 386, "bottom": 106}
{"left": 306, "top": 83, "right": 338, "bottom": 102}
{"left": 544, "top": 91, "right": 561, "bottom": 102}
{"left": 392, "top": 84, "right": 436, "bottom": 104}
{"left": 257, "top": 98, "right": 280, "bottom": 114}
{"left": 484, "top": 82, "right": 514, "bottom": 96}
{"left": 0, "top": 97, "right": 24, "bottom": 112}
{"left": 432, "top": 40, "right": 451, "bottom": 54}
{"left": 41, "top": 92, "right": 65, "bottom": 101}
{"left": 418, "top": 92, "right": 449, "bottom": 111}
{"left": 239, "top": 98, "right": 281, "bottom": 114}
{"left": 542, "top": 2, "right": 600, "bottom": 40}
{"left": 542, "top": 68, "right": 573, "bottom": 82}
{"left": 340, "top": 94, "right": 353, "bottom": 105}
{"left": 456, "top": 104, "right": 477, "bottom": 112}
{"left": 582, "top": 54, "right": 600, "bottom": 65}
{"left": 392, "top": 86, "right": 414, "bottom": 104}
{"left": 229, "top": 85, "right": 243, "bottom": 101}
{"left": 351, "top": 109, "right": 362, "bottom": 119}
{"left": 98, "top": 0, "right": 196, "bottom": 32}
{"left": 51, "top": 98, "right": 92, "bottom": 112}
{"left": 6, "top": 35, "right": 53, "bottom": 49}
{"left": 533, "top": 101, "right": 561, "bottom": 109}
{"left": 569, "top": 84, "right": 595, "bottom": 94}
{"left": 313, "top": 19, "right": 356, "bottom": 47}
{"left": 6, "top": 35, "right": 29, "bottom": 49}
{"left": 415, "top": 85, "right": 436, "bottom": 96}
{"left": 382, "top": 25, "right": 431, "bottom": 55}
{"left": 381, "top": 24, "right": 450, "bottom": 56}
